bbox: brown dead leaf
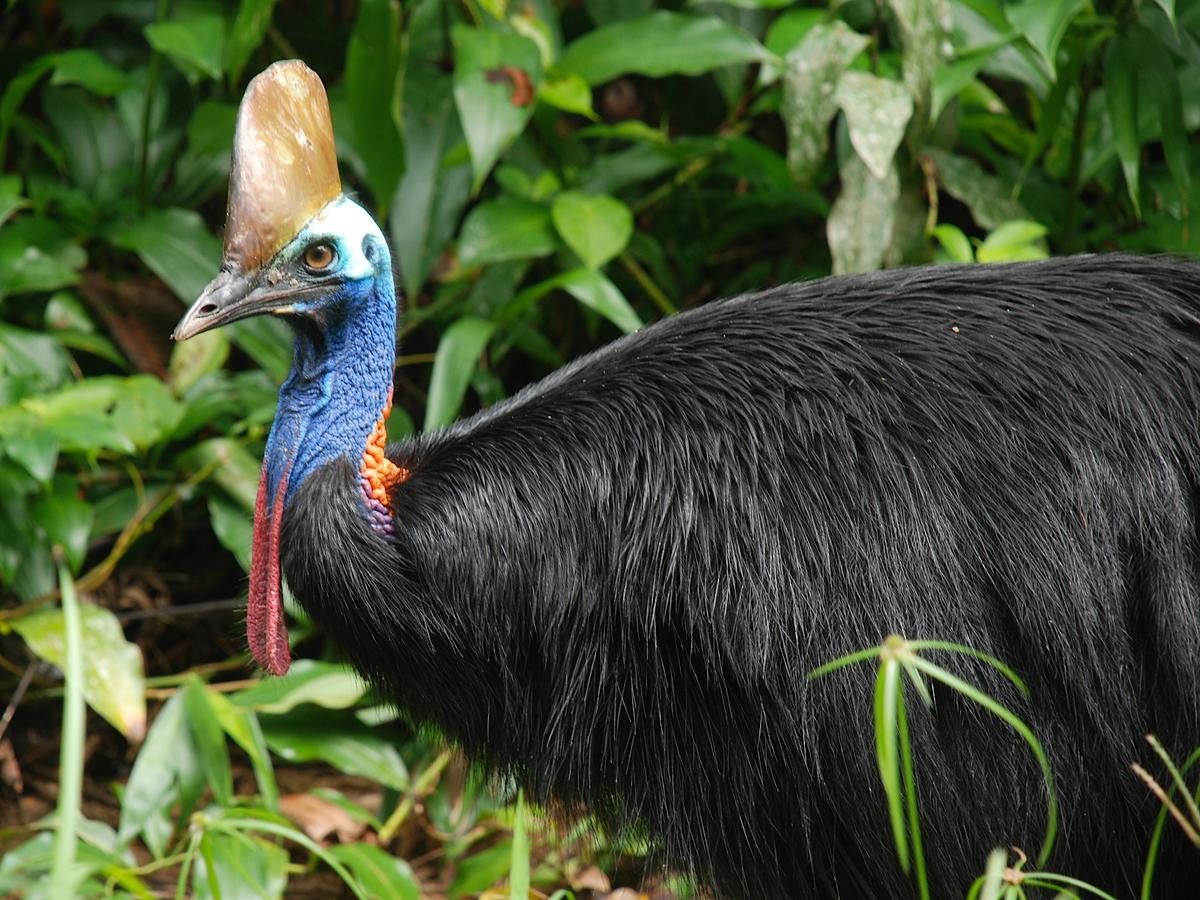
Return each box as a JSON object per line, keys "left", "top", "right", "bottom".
{"left": 484, "top": 65, "right": 534, "bottom": 107}
{"left": 0, "top": 739, "right": 21, "bottom": 793}
{"left": 572, "top": 865, "right": 611, "bottom": 893}
{"left": 279, "top": 792, "right": 367, "bottom": 844}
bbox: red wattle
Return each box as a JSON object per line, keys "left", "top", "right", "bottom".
{"left": 248, "top": 464, "right": 292, "bottom": 675}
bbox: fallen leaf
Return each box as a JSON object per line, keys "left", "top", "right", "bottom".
{"left": 279, "top": 792, "right": 367, "bottom": 844}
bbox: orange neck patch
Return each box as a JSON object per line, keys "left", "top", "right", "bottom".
{"left": 359, "top": 387, "right": 408, "bottom": 532}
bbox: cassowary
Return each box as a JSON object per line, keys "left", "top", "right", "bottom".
{"left": 173, "top": 61, "right": 1200, "bottom": 898}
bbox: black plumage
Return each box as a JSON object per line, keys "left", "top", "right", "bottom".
{"left": 280, "top": 254, "right": 1200, "bottom": 898}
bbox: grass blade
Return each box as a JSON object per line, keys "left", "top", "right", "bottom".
{"left": 875, "top": 658, "right": 909, "bottom": 872}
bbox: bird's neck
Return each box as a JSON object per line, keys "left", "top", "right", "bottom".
{"left": 264, "top": 276, "right": 401, "bottom": 520}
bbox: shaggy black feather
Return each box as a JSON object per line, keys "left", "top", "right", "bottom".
{"left": 282, "top": 254, "right": 1200, "bottom": 898}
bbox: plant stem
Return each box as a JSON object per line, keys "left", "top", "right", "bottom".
{"left": 48, "top": 563, "right": 85, "bottom": 899}
{"left": 620, "top": 252, "right": 676, "bottom": 317}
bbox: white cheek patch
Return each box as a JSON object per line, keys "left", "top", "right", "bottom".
{"left": 296, "top": 197, "right": 385, "bottom": 281}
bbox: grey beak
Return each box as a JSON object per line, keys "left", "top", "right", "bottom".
{"left": 172, "top": 270, "right": 261, "bottom": 341}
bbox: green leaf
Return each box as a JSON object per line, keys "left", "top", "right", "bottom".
{"left": 233, "top": 659, "right": 368, "bottom": 714}
{"left": 3, "top": 430, "right": 59, "bottom": 484}
{"left": 184, "top": 438, "right": 262, "bottom": 512}
{"left": 183, "top": 677, "right": 233, "bottom": 806}
{"left": 922, "top": 149, "right": 1028, "bottom": 230}
{"left": 835, "top": 72, "right": 914, "bottom": 181}
{"left": 0, "top": 175, "right": 26, "bottom": 228}
{"left": 0, "top": 55, "right": 56, "bottom": 161}
{"left": 194, "top": 831, "right": 288, "bottom": 900}
{"left": 551, "top": 191, "right": 633, "bottom": 269}
{"left": 112, "top": 208, "right": 220, "bottom": 304}
{"left": 1143, "top": 40, "right": 1189, "bottom": 203}
{"left": 390, "top": 72, "right": 472, "bottom": 299}
{"left": 118, "top": 693, "right": 201, "bottom": 856}
{"left": 539, "top": 71, "right": 596, "bottom": 118}
{"left": 448, "top": 839, "right": 513, "bottom": 899}
{"left": 886, "top": 0, "right": 950, "bottom": 138}
{"left": 326, "top": 844, "right": 420, "bottom": 900}
{"left": 458, "top": 197, "right": 558, "bottom": 268}
{"left": 1007, "top": 0, "right": 1087, "bottom": 78}
{"left": 453, "top": 25, "right": 543, "bottom": 191}
{"left": 976, "top": 220, "right": 1049, "bottom": 263}
{"left": 346, "top": 0, "right": 405, "bottom": 214}
{"left": 207, "top": 691, "right": 279, "bottom": 810}
{"left": 932, "top": 224, "right": 974, "bottom": 263}
{"left": 827, "top": 154, "right": 899, "bottom": 275}
{"left": 559, "top": 11, "right": 773, "bottom": 85}
{"left": 144, "top": 14, "right": 225, "bottom": 81}
{"left": 1104, "top": 33, "right": 1141, "bottom": 218}
{"left": 0, "top": 321, "right": 72, "bottom": 389}
{"left": 50, "top": 49, "right": 129, "bottom": 96}
{"left": 780, "top": 21, "right": 869, "bottom": 183}
{"left": 208, "top": 492, "right": 252, "bottom": 571}
{"left": 424, "top": 317, "right": 496, "bottom": 432}
{"left": 1154, "top": 0, "right": 1177, "bottom": 29}
{"left": 30, "top": 474, "right": 92, "bottom": 572}
{"left": 556, "top": 267, "right": 642, "bottom": 333}
{"left": 168, "top": 329, "right": 229, "bottom": 395}
{"left": 13, "top": 603, "right": 146, "bottom": 742}
{"left": 225, "top": 0, "right": 277, "bottom": 82}
{"left": 0, "top": 217, "right": 86, "bottom": 299}
{"left": 258, "top": 707, "right": 409, "bottom": 790}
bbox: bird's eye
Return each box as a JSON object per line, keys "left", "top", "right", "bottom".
{"left": 303, "top": 243, "right": 336, "bottom": 272}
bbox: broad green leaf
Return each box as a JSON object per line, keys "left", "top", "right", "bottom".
{"left": 558, "top": 11, "right": 773, "bottom": 85}
{"left": 346, "top": 0, "right": 405, "bottom": 214}
{"left": 50, "top": 49, "right": 129, "bottom": 96}
{"left": 0, "top": 217, "right": 86, "bottom": 299}
{"left": 30, "top": 474, "right": 92, "bottom": 572}
{"left": 0, "top": 55, "right": 56, "bottom": 160}
{"left": 208, "top": 491, "right": 252, "bottom": 572}
{"left": 539, "top": 72, "right": 596, "bottom": 118}
{"left": 556, "top": 267, "right": 642, "bottom": 333}
{"left": 424, "top": 317, "right": 496, "bottom": 432}
{"left": 258, "top": 707, "right": 409, "bottom": 790}
{"left": 977, "top": 220, "right": 1049, "bottom": 263}
{"left": 118, "top": 693, "right": 202, "bottom": 856}
{"left": 183, "top": 676, "right": 233, "bottom": 806}
{"left": 25, "top": 375, "right": 183, "bottom": 453}
{"left": 13, "top": 603, "right": 146, "bottom": 741}
{"left": 168, "top": 329, "right": 229, "bottom": 395}
{"left": 922, "top": 149, "right": 1028, "bottom": 230}
{"left": 835, "top": 72, "right": 913, "bottom": 181}
{"left": 585, "top": 0, "right": 653, "bottom": 24}
{"left": 886, "top": 0, "right": 950, "bottom": 138}
{"left": 327, "top": 844, "right": 421, "bottom": 900}
{"left": 112, "top": 207, "right": 220, "bottom": 303}
{"left": 551, "top": 191, "right": 633, "bottom": 269}
{"left": 780, "top": 22, "right": 868, "bottom": 183}
{"left": 43, "top": 87, "right": 134, "bottom": 203}
{"left": 0, "top": 321, "right": 72, "bottom": 389}
{"left": 233, "top": 659, "right": 368, "bottom": 714}
{"left": 447, "top": 839, "right": 513, "bottom": 898}
{"left": 194, "top": 830, "right": 287, "bottom": 900}
{"left": 827, "top": 154, "right": 899, "bottom": 275}
{"left": 1104, "top": 34, "right": 1141, "bottom": 218}
{"left": 144, "top": 14, "right": 225, "bottom": 81}
{"left": 1007, "top": 0, "right": 1086, "bottom": 77}
{"left": 390, "top": 72, "right": 472, "bottom": 299}
{"left": 225, "top": 0, "right": 277, "bottom": 82}
{"left": 3, "top": 430, "right": 59, "bottom": 484}
{"left": 931, "top": 45, "right": 1005, "bottom": 120}
{"left": 1154, "top": 0, "right": 1177, "bottom": 29}
{"left": 453, "top": 25, "right": 543, "bottom": 191}
{"left": 932, "top": 224, "right": 974, "bottom": 263}
{"left": 458, "top": 197, "right": 558, "bottom": 268}
{"left": 1143, "top": 38, "right": 1189, "bottom": 203}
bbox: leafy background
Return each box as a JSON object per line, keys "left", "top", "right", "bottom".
{"left": 1, "top": 0, "right": 1198, "bottom": 897}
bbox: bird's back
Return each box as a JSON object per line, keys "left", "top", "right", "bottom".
{"left": 284, "top": 254, "right": 1200, "bottom": 898}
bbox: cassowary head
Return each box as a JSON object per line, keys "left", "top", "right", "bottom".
{"left": 173, "top": 61, "right": 399, "bottom": 676}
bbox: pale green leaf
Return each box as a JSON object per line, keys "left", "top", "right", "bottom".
{"left": 50, "top": 49, "right": 130, "bottom": 96}
{"left": 1007, "top": 0, "right": 1087, "bottom": 77}
{"left": 208, "top": 493, "right": 252, "bottom": 572}
{"left": 932, "top": 224, "right": 973, "bottom": 263}
{"left": 551, "top": 191, "right": 633, "bottom": 269}
{"left": 539, "top": 72, "right": 596, "bottom": 118}
{"left": 194, "top": 831, "right": 287, "bottom": 900}
{"left": 258, "top": 707, "right": 409, "bottom": 791}
{"left": 886, "top": 0, "right": 950, "bottom": 137}
{"left": 977, "top": 220, "right": 1049, "bottom": 263}
{"left": 13, "top": 604, "right": 146, "bottom": 741}
{"left": 556, "top": 267, "right": 642, "bottom": 333}
{"left": 233, "top": 660, "right": 368, "bottom": 714}
{"left": 327, "top": 844, "right": 420, "bottom": 900}
{"left": 183, "top": 676, "right": 233, "bottom": 806}
{"left": 827, "top": 154, "right": 899, "bottom": 275}
{"left": 835, "top": 71, "right": 913, "bottom": 180}
{"left": 780, "top": 21, "right": 869, "bottom": 183}
{"left": 225, "top": 0, "right": 276, "bottom": 82}
{"left": 167, "top": 329, "right": 229, "bottom": 395}
{"left": 144, "top": 15, "right": 225, "bottom": 81}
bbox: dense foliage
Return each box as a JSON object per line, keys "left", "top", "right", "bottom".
{"left": 1, "top": 0, "right": 1198, "bottom": 897}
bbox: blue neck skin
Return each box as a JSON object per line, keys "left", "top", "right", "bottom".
{"left": 263, "top": 273, "right": 397, "bottom": 506}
